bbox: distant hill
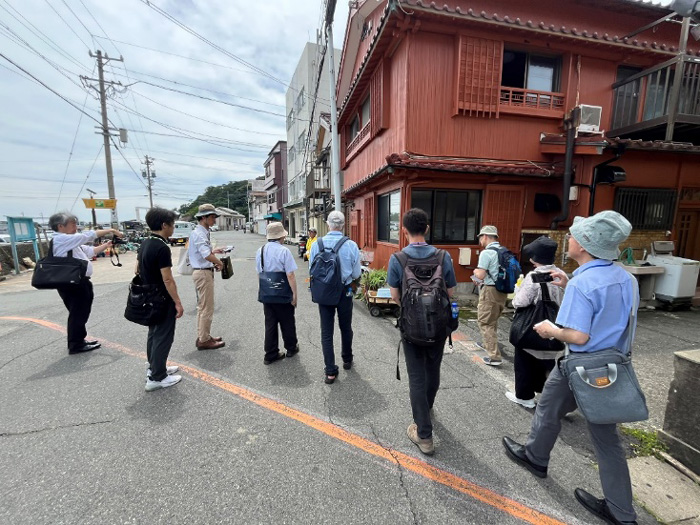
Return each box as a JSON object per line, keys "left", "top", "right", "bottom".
{"left": 178, "top": 180, "right": 249, "bottom": 219}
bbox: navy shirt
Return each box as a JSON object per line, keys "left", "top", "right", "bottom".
{"left": 387, "top": 244, "right": 457, "bottom": 290}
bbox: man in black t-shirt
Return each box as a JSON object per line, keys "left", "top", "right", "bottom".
{"left": 140, "top": 208, "right": 184, "bottom": 392}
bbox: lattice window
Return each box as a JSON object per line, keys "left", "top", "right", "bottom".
{"left": 455, "top": 35, "right": 502, "bottom": 117}
{"left": 614, "top": 188, "right": 676, "bottom": 230}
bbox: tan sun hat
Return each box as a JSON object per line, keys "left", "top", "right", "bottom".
{"left": 478, "top": 225, "right": 498, "bottom": 238}
{"left": 266, "top": 222, "right": 288, "bottom": 240}
{"left": 195, "top": 204, "right": 220, "bottom": 218}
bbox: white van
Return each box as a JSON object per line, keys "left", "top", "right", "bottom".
{"left": 169, "top": 221, "right": 195, "bottom": 246}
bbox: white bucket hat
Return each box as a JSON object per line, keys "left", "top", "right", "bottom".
{"left": 569, "top": 210, "right": 632, "bottom": 260}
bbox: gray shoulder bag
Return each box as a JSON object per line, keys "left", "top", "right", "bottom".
{"left": 561, "top": 277, "right": 649, "bottom": 425}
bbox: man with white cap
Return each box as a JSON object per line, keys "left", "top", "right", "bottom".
{"left": 188, "top": 203, "right": 226, "bottom": 350}
{"left": 308, "top": 211, "right": 362, "bottom": 384}
{"left": 473, "top": 225, "right": 508, "bottom": 365}
{"left": 503, "top": 210, "right": 639, "bottom": 525}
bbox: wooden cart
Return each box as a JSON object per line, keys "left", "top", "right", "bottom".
{"left": 365, "top": 289, "right": 400, "bottom": 318}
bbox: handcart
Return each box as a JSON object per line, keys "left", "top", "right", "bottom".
{"left": 364, "top": 288, "right": 400, "bottom": 318}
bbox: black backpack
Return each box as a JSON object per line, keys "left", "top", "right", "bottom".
{"left": 487, "top": 246, "right": 521, "bottom": 294}
{"left": 309, "top": 236, "right": 349, "bottom": 305}
{"left": 395, "top": 250, "right": 452, "bottom": 346}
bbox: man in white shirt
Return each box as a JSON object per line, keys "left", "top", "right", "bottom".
{"left": 188, "top": 204, "right": 225, "bottom": 350}
{"left": 49, "top": 212, "right": 123, "bottom": 354}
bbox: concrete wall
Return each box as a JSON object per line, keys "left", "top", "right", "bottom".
{"left": 660, "top": 349, "right": 700, "bottom": 475}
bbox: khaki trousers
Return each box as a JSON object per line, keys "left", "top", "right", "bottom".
{"left": 192, "top": 269, "right": 215, "bottom": 343}
{"left": 477, "top": 285, "right": 507, "bottom": 360}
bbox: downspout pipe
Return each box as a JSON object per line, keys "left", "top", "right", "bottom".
{"left": 588, "top": 146, "right": 626, "bottom": 217}
{"left": 550, "top": 106, "right": 580, "bottom": 230}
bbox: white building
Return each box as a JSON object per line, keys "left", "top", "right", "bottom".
{"left": 285, "top": 41, "right": 340, "bottom": 240}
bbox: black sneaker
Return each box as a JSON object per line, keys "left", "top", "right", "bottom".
{"left": 343, "top": 361, "right": 352, "bottom": 370}
{"left": 574, "top": 488, "right": 638, "bottom": 525}
{"left": 286, "top": 345, "right": 299, "bottom": 358}
{"left": 263, "top": 352, "right": 286, "bottom": 365}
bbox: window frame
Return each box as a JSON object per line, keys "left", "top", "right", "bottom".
{"left": 411, "top": 189, "right": 482, "bottom": 244}
{"left": 377, "top": 190, "right": 401, "bottom": 244}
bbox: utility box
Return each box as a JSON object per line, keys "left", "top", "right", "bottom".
{"left": 458, "top": 247, "right": 471, "bottom": 266}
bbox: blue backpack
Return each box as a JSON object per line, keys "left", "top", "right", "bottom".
{"left": 487, "top": 246, "right": 521, "bottom": 294}
{"left": 309, "top": 236, "right": 349, "bottom": 305}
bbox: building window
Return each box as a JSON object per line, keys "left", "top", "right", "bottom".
{"left": 288, "top": 146, "right": 295, "bottom": 163}
{"left": 346, "top": 94, "right": 371, "bottom": 145}
{"left": 295, "top": 87, "right": 305, "bottom": 114}
{"left": 412, "top": 189, "right": 481, "bottom": 244}
{"left": 614, "top": 188, "right": 677, "bottom": 230}
{"left": 361, "top": 95, "right": 371, "bottom": 128}
{"left": 377, "top": 191, "right": 400, "bottom": 244}
{"left": 502, "top": 50, "right": 561, "bottom": 93}
{"left": 287, "top": 109, "right": 294, "bottom": 130}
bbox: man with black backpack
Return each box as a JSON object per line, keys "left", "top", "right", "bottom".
{"left": 308, "top": 211, "right": 362, "bottom": 384}
{"left": 388, "top": 208, "right": 457, "bottom": 456}
{"left": 474, "top": 225, "right": 519, "bottom": 366}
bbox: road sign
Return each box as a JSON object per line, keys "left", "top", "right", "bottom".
{"left": 82, "top": 198, "right": 117, "bottom": 209}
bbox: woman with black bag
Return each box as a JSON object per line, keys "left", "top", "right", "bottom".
{"left": 506, "top": 236, "right": 564, "bottom": 408}
{"left": 49, "top": 212, "right": 122, "bottom": 354}
{"left": 138, "top": 208, "right": 184, "bottom": 392}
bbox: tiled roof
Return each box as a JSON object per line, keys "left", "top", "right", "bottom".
{"left": 343, "top": 152, "right": 562, "bottom": 195}
{"left": 540, "top": 132, "right": 700, "bottom": 153}
{"left": 401, "top": 0, "right": 688, "bottom": 54}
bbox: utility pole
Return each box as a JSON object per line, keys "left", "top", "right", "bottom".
{"left": 324, "top": 0, "right": 342, "bottom": 212}
{"left": 86, "top": 50, "right": 123, "bottom": 228}
{"left": 86, "top": 188, "right": 98, "bottom": 228}
{"left": 142, "top": 155, "right": 155, "bottom": 209}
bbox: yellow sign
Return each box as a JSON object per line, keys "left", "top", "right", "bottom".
{"left": 82, "top": 198, "right": 117, "bottom": 209}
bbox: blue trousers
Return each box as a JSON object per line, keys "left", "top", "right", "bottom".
{"left": 318, "top": 293, "right": 354, "bottom": 375}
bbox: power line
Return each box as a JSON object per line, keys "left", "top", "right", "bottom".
{"left": 131, "top": 91, "right": 283, "bottom": 136}
{"left": 59, "top": 0, "right": 96, "bottom": 46}
{"left": 0, "top": 1, "right": 91, "bottom": 73}
{"left": 69, "top": 145, "right": 103, "bottom": 212}
{"left": 0, "top": 52, "right": 102, "bottom": 125}
{"left": 42, "top": 0, "right": 91, "bottom": 50}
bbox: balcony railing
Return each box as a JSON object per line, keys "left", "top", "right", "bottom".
{"left": 346, "top": 123, "right": 371, "bottom": 157}
{"left": 610, "top": 55, "right": 700, "bottom": 139}
{"left": 307, "top": 166, "right": 330, "bottom": 195}
{"left": 499, "top": 87, "right": 565, "bottom": 114}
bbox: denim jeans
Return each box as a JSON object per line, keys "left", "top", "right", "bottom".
{"left": 318, "top": 293, "right": 354, "bottom": 375}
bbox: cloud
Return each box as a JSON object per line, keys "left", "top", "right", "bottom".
{"left": 0, "top": 0, "right": 348, "bottom": 223}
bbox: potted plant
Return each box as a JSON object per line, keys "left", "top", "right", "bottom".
{"left": 359, "top": 268, "right": 387, "bottom": 300}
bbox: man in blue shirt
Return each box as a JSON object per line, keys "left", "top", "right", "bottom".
{"left": 503, "top": 210, "right": 639, "bottom": 525}
{"left": 388, "top": 208, "right": 457, "bottom": 456}
{"left": 308, "top": 211, "right": 361, "bottom": 384}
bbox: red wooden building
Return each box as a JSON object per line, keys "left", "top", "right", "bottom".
{"left": 336, "top": 0, "right": 700, "bottom": 284}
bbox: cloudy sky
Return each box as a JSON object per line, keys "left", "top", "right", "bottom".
{"left": 0, "top": 0, "right": 349, "bottom": 224}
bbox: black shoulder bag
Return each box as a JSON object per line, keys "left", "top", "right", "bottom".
{"left": 257, "top": 244, "right": 293, "bottom": 304}
{"left": 509, "top": 282, "right": 564, "bottom": 352}
{"left": 31, "top": 240, "right": 88, "bottom": 289}
{"left": 124, "top": 237, "right": 170, "bottom": 326}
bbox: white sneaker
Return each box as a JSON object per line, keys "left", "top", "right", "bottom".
{"left": 146, "top": 365, "right": 179, "bottom": 378}
{"left": 145, "top": 374, "right": 182, "bottom": 392}
{"left": 505, "top": 391, "right": 536, "bottom": 408}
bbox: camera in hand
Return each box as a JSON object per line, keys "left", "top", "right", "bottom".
{"left": 112, "top": 236, "right": 127, "bottom": 245}
{"left": 531, "top": 272, "right": 554, "bottom": 283}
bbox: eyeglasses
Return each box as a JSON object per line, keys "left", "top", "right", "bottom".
{"left": 565, "top": 233, "right": 572, "bottom": 240}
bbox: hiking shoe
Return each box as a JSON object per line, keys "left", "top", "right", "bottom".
{"left": 286, "top": 345, "right": 300, "bottom": 358}
{"left": 506, "top": 391, "right": 536, "bottom": 408}
{"left": 482, "top": 356, "right": 503, "bottom": 366}
{"left": 145, "top": 374, "right": 182, "bottom": 392}
{"left": 146, "top": 365, "right": 179, "bottom": 378}
{"left": 407, "top": 423, "right": 435, "bottom": 456}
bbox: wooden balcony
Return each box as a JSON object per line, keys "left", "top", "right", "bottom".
{"left": 499, "top": 87, "right": 565, "bottom": 118}
{"left": 610, "top": 55, "right": 700, "bottom": 142}
{"left": 306, "top": 166, "right": 331, "bottom": 196}
{"left": 346, "top": 123, "right": 371, "bottom": 157}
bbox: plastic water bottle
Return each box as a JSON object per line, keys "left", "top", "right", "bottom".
{"left": 451, "top": 302, "right": 459, "bottom": 319}
{"left": 346, "top": 286, "right": 354, "bottom": 297}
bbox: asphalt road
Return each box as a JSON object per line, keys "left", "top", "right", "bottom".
{"left": 1, "top": 229, "right": 697, "bottom": 524}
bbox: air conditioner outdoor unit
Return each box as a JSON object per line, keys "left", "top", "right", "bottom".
{"left": 576, "top": 104, "right": 603, "bottom": 134}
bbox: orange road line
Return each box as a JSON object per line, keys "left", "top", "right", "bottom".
{"left": 1, "top": 316, "right": 565, "bottom": 525}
